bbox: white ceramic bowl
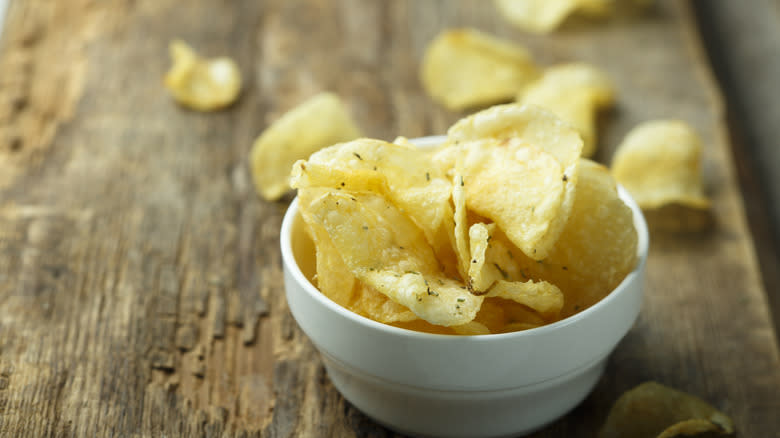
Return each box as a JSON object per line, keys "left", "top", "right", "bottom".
{"left": 280, "top": 136, "right": 649, "bottom": 438}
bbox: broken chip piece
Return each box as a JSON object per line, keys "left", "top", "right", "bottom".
{"left": 164, "top": 40, "right": 242, "bottom": 111}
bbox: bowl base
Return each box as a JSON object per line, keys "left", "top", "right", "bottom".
{"left": 321, "top": 352, "right": 607, "bottom": 438}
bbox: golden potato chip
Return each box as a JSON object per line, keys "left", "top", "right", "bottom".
{"left": 472, "top": 298, "right": 508, "bottom": 333}
{"left": 599, "top": 382, "right": 735, "bottom": 438}
{"left": 611, "top": 120, "right": 710, "bottom": 209}
{"left": 468, "top": 222, "right": 504, "bottom": 292}
{"left": 250, "top": 92, "right": 361, "bottom": 201}
{"left": 518, "top": 63, "right": 615, "bottom": 157}
{"left": 524, "top": 159, "right": 638, "bottom": 317}
{"left": 421, "top": 29, "right": 539, "bottom": 110}
{"left": 452, "top": 321, "right": 491, "bottom": 335}
{"left": 305, "top": 191, "right": 483, "bottom": 326}
{"left": 485, "top": 279, "right": 563, "bottom": 319}
{"left": 350, "top": 282, "right": 417, "bottom": 324}
{"left": 297, "top": 189, "right": 357, "bottom": 308}
{"left": 291, "top": 139, "right": 454, "bottom": 265}
{"left": 448, "top": 104, "right": 582, "bottom": 260}
{"left": 494, "top": 0, "right": 612, "bottom": 34}
{"left": 452, "top": 172, "right": 471, "bottom": 280}
{"left": 164, "top": 40, "right": 241, "bottom": 111}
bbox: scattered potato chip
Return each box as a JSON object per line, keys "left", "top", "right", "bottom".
{"left": 420, "top": 28, "right": 539, "bottom": 110}
{"left": 611, "top": 120, "right": 709, "bottom": 210}
{"left": 494, "top": 0, "right": 612, "bottom": 34}
{"left": 305, "top": 191, "right": 483, "bottom": 326}
{"left": 449, "top": 105, "right": 583, "bottom": 260}
{"left": 518, "top": 63, "right": 615, "bottom": 157}
{"left": 164, "top": 40, "right": 241, "bottom": 111}
{"left": 599, "top": 382, "right": 735, "bottom": 438}
{"left": 250, "top": 92, "right": 361, "bottom": 201}
{"left": 524, "top": 159, "right": 638, "bottom": 316}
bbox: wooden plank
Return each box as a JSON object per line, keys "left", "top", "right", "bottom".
{"left": 692, "top": 0, "right": 780, "bottom": 336}
{"left": 0, "top": 1, "right": 777, "bottom": 437}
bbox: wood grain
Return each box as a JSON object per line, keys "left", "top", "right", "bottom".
{"left": 0, "top": 0, "right": 778, "bottom": 437}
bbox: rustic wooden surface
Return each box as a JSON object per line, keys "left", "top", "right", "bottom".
{"left": 0, "top": 1, "right": 778, "bottom": 437}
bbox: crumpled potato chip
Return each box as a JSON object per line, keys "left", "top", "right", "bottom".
{"left": 421, "top": 28, "right": 539, "bottom": 110}
{"left": 611, "top": 120, "right": 710, "bottom": 210}
{"left": 164, "top": 40, "right": 241, "bottom": 111}
{"left": 523, "top": 159, "right": 638, "bottom": 317}
{"left": 494, "top": 0, "right": 612, "bottom": 34}
{"left": 306, "top": 191, "right": 483, "bottom": 326}
{"left": 291, "top": 139, "right": 455, "bottom": 269}
{"left": 449, "top": 104, "right": 583, "bottom": 261}
{"left": 518, "top": 63, "right": 615, "bottom": 157}
{"left": 599, "top": 382, "right": 735, "bottom": 438}
{"left": 250, "top": 92, "right": 361, "bottom": 201}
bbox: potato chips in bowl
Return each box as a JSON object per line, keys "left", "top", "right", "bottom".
{"left": 281, "top": 104, "right": 648, "bottom": 437}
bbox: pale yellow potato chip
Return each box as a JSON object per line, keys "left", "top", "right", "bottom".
{"left": 448, "top": 104, "right": 583, "bottom": 260}
{"left": 250, "top": 92, "right": 361, "bottom": 201}
{"left": 306, "top": 191, "right": 483, "bottom": 326}
{"left": 164, "top": 40, "right": 241, "bottom": 111}
{"left": 472, "top": 298, "right": 508, "bottom": 333}
{"left": 611, "top": 120, "right": 710, "bottom": 209}
{"left": 494, "top": 0, "right": 612, "bottom": 34}
{"left": 421, "top": 28, "right": 539, "bottom": 110}
{"left": 526, "top": 159, "right": 638, "bottom": 317}
{"left": 599, "top": 382, "right": 735, "bottom": 438}
{"left": 451, "top": 321, "right": 491, "bottom": 335}
{"left": 486, "top": 279, "right": 563, "bottom": 319}
{"left": 297, "top": 189, "right": 356, "bottom": 308}
{"left": 468, "top": 222, "right": 503, "bottom": 292}
{"left": 452, "top": 172, "right": 471, "bottom": 281}
{"left": 292, "top": 139, "right": 454, "bottom": 263}
{"left": 453, "top": 135, "right": 571, "bottom": 261}
{"left": 519, "top": 63, "right": 615, "bottom": 157}
{"left": 351, "top": 282, "right": 417, "bottom": 324}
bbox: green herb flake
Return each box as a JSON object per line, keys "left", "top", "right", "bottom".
{"left": 353, "top": 152, "right": 363, "bottom": 160}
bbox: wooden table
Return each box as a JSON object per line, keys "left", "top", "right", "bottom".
{"left": 1, "top": 1, "right": 778, "bottom": 436}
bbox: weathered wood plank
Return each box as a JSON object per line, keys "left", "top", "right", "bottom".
{"left": 0, "top": 0, "right": 777, "bottom": 437}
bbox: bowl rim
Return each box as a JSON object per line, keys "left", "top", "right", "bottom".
{"left": 280, "top": 135, "right": 649, "bottom": 341}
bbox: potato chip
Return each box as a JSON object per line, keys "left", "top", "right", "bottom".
{"left": 448, "top": 105, "right": 582, "bottom": 260}
{"left": 467, "top": 222, "right": 500, "bottom": 292}
{"left": 350, "top": 282, "right": 417, "bottom": 324}
{"left": 599, "top": 382, "right": 735, "bottom": 438}
{"left": 291, "top": 139, "right": 455, "bottom": 267}
{"left": 164, "top": 40, "right": 242, "bottom": 111}
{"left": 452, "top": 172, "right": 471, "bottom": 281}
{"left": 250, "top": 92, "right": 361, "bottom": 201}
{"left": 420, "top": 29, "right": 539, "bottom": 110}
{"left": 305, "top": 191, "right": 483, "bottom": 326}
{"left": 518, "top": 63, "right": 615, "bottom": 157}
{"left": 485, "top": 279, "right": 563, "bottom": 319}
{"left": 524, "top": 159, "right": 638, "bottom": 316}
{"left": 297, "top": 189, "right": 356, "bottom": 308}
{"left": 494, "top": 0, "right": 612, "bottom": 34}
{"left": 451, "top": 321, "right": 491, "bottom": 335}
{"left": 611, "top": 120, "right": 710, "bottom": 210}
